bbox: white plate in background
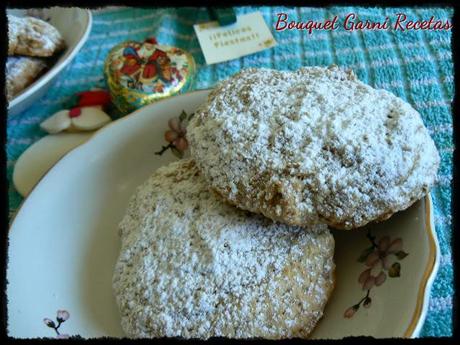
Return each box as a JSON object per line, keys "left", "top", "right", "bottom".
{"left": 7, "top": 7, "right": 92, "bottom": 116}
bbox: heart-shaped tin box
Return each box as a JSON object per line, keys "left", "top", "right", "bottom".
{"left": 104, "top": 38, "right": 196, "bottom": 113}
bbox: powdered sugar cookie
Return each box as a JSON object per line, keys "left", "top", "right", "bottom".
{"left": 6, "top": 56, "right": 47, "bottom": 101}
{"left": 113, "top": 159, "right": 335, "bottom": 339}
{"left": 8, "top": 15, "right": 64, "bottom": 57}
{"left": 187, "top": 66, "right": 440, "bottom": 230}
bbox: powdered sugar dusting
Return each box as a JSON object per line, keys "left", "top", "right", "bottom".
{"left": 6, "top": 56, "right": 47, "bottom": 100}
{"left": 8, "top": 15, "right": 64, "bottom": 57}
{"left": 188, "top": 66, "right": 440, "bottom": 229}
{"left": 113, "top": 159, "right": 335, "bottom": 339}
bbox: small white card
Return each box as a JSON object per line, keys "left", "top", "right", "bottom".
{"left": 194, "top": 12, "right": 277, "bottom": 65}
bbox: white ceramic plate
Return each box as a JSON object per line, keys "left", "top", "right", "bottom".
{"left": 7, "top": 90, "right": 439, "bottom": 339}
{"left": 7, "top": 7, "right": 92, "bottom": 116}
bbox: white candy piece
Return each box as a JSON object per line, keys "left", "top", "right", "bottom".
{"left": 40, "top": 106, "right": 112, "bottom": 134}
{"left": 70, "top": 106, "right": 112, "bottom": 131}
{"left": 18, "top": 106, "right": 112, "bottom": 196}
{"left": 40, "top": 110, "right": 71, "bottom": 134}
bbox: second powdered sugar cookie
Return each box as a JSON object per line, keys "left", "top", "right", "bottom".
{"left": 113, "top": 159, "right": 335, "bottom": 339}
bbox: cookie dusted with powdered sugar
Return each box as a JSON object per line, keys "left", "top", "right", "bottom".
{"left": 187, "top": 66, "right": 440, "bottom": 230}
{"left": 6, "top": 56, "right": 47, "bottom": 101}
{"left": 8, "top": 15, "right": 64, "bottom": 57}
{"left": 113, "top": 159, "right": 335, "bottom": 339}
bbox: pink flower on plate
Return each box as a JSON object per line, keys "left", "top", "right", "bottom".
{"left": 57, "top": 310, "right": 70, "bottom": 322}
{"left": 44, "top": 309, "right": 73, "bottom": 337}
{"left": 344, "top": 305, "right": 359, "bottom": 318}
{"left": 43, "top": 318, "right": 55, "bottom": 328}
{"left": 156, "top": 110, "right": 195, "bottom": 158}
{"left": 345, "top": 232, "right": 408, "bottom": 318}
{"left": 358, "top": 236, "right": 403, "bottom": 290}
{"left": 165, "top": 117, "right": 188, "bottom": 152}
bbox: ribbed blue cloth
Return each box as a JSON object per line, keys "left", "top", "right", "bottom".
{"left": 7, "top": 6, "right": 453, "bottom": 337}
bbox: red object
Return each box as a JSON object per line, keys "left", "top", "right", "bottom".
{"left": 120, "top": 56, "right": 142, "bottom": 76}
{"left": 149, "top": 49, "right": 168, "bottom": 61}
{"left": 77, "top": 90, "right": 112, "bottom": 107}
{"left": 144, "top": 37, "right": 158, "bottom": 45}
{"left": 142, "top": 63, "right": 157, "bottom": 79}
{"left": 69, "top": 107, "right": 82, "bottom": 118}
{"left": 142, "top": 49, "right": 168, "bottom": 79}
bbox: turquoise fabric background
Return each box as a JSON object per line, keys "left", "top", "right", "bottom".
{"left": 7, "top": 6, "right": 453, "bottom": 337}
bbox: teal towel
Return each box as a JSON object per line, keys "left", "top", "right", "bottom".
{"left": 7, "top": 6, "right": 453, "bottom": 337}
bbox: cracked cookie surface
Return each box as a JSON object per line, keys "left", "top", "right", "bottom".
{"left": 187, "top": 66, "right": 440, "bottom": 230}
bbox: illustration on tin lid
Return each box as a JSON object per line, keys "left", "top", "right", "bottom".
{"left": 109, "top": 38, "right": 190, "bottom": 94}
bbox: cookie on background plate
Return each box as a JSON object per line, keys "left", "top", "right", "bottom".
{"left": 6, "top": 56, "right": 47, "bottom": 101}
{"left": 113, "top": 159, "right": 335, "bottom": 339}
{"left": 187, "top": 66, "right": 440, "bottom": 230}
{"left": 8, "top": 14, "right": 64, "bottom": 57}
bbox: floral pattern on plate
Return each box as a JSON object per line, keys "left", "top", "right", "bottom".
{"left": 43, "top": 309, "right": 72, "bottom": 338}
{"left": 155, "top": 110, "right": 194, "bottom": 158}
{"left": 344, "top": 230, "right": 409, "bottom": 318}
